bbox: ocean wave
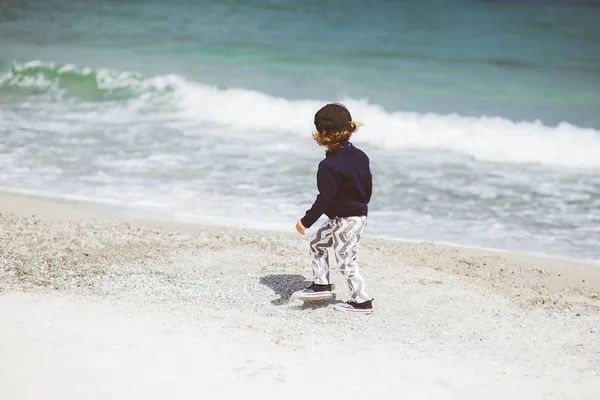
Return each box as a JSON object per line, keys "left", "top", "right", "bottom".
{"left": 2, "top": 60, "right": 600, "bottom": 169}
{"left": 0, "top": 60, "right": 176, "bottom": 101}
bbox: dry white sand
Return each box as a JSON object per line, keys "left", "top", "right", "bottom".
{"left": 1, "top": 191, "right": 599, "bottom": 399}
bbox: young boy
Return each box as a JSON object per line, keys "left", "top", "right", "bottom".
{"left": 294, "top": 103, "right": 373, "bottom": 314}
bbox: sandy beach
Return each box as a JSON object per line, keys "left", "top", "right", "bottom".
{"left": 1, "top": 190, "right": 599, "bottom": 400}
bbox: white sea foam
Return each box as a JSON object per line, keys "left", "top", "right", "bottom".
{"left": 172, "top": 80, "right": 600, "bottom": 170}
{"left": 3, "top": 60, "right": 600, "bottom": 169}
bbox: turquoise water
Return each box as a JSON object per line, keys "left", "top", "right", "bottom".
{"left": 1, "top": 0, "right": 600, "bottom": 261}
{"left": 2, "top": 0, "right": 599, "bottom": 126}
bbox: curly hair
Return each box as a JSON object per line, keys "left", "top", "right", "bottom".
{"left": 312, "top": 121, "right": 359, "bottom": 152}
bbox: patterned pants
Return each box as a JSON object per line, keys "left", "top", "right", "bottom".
{"left": 309, "top": 216, "right": 370, "bottom": 302}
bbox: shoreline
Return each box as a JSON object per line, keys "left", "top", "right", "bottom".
{"left": 1, "top": 188, "right": 597, "bottom": 268}
{"left": 1, "top": 188, "right": 599, "bottom": 307}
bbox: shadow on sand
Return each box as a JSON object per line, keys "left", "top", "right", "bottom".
{"left": 259, "top": 273, "right": 338, "bottom": 309}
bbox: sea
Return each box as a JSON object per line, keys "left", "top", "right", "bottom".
{"left": 1, "top": 0, "right": 599, "bottom": 262}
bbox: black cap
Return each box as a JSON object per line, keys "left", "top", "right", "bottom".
{"left": 314, "top": 103, "right": 363, "bottom": 133}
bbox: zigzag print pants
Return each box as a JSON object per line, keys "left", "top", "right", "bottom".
{"left": 309, "top": 216, "right": 370, "bottom": 302}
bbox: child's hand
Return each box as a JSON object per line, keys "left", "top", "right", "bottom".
{"left": 295, "top": 220, "right": 306, "bottom": 235}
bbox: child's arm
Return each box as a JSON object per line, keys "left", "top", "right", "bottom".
{"left": 299, "top": 163, "right": 339, "bottom": 230}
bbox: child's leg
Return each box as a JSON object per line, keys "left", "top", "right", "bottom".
{"left": 309, "top": 219, "right": 333, "bottom": 284}
{"left": 332, "top": 216, "right": 370, "bottom": 302}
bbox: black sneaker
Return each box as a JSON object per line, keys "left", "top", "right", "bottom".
{"left": 306, "top": 283, "right": 333, "bottom": 292}
{"left": 334, "top": 299, "right": 374, "bottom": 314}
{"left": 293, "top": 283, "right": 334, "bottom": 301}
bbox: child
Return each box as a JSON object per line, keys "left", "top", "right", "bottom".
{"left": 294, "top": 102, "right": 374, "bottom": 314}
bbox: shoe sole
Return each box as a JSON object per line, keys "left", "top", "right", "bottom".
{"left": 333, "top": 304, "right": 373, "bottom": 314}
{"left": 294, "top": 291, "right": 334, "bottom": 301}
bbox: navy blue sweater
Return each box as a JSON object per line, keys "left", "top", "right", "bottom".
{"left": 301, "top": 142, "right": 372, "bottom": 229}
